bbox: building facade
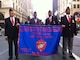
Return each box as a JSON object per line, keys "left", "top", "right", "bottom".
{"left": 58, "top": 0, "right": 80, "bottom": 29}
{"left": 26, "top": 0, "right": 33, "bottom": 18}
{"left": 72, "top": 0, "right": 80, "bottom": 15}
{"left": 0, "top": 0, "right": 29, "bottom": 27}
{"left": 58, "top": 0, "right": 80, "bottom": 16}
{"left": 53, "top": 0, "right": 58, "bottom": 15}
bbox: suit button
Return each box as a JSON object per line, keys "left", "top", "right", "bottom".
{"left": 69, "top": 28, "right": 71, "bottom": 30}
{"left": 69, "top": 24, "right": 71, "bottom": 26}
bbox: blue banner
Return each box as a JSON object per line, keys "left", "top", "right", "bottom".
{"left": 18, "top": 25, "right": 62, "bottom": 56}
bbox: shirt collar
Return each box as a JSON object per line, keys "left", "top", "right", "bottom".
{"left": 10, "top": 17, "right": 15, "bottom": 20}
{"left": 66, "top": 14, "right": 71, "bottom": 17}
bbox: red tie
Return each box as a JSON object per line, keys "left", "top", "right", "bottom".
{"left": 50, "top": 19, "right": 52, "bottom": 23}
{"left": 35, "top": 22, "right": 37, "bottom": 24}
{"left": 12, "top": 17, "right": 14, "bottom": 26}
{"left": 49, "top": 17, "right": 52, "bottom": 23}
{"left": 68, "top": 15, "right": 71, "bottom": 23}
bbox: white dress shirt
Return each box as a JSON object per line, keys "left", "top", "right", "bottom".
{"left": 66, "top": 14, "right": 71, "bottom": 20}
{"left": 34, "top": 18, "right": 38, "bottom": 23}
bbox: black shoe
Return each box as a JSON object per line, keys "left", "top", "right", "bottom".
{"left": 69, "top": 55, "right": 76, "bottom": 60}
{"left": 15, "top": 56, "right": 19, "bottom": 60}
{"left": 8, "top": 57, "right": 12, "bottom": 60}
{"left": 62, "top": 56, "right": 66, "bottom": 60}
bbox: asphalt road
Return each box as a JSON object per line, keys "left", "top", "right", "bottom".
{"left": 0, "top": 33, "right": 80, "bottom": 60}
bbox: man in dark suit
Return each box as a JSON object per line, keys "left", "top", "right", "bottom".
{"left": 45, "top": 10, "right": 59, "bottom": 25}
{"left": 61, "top": 7, "right": 77, "bottom": 59}
{"left": 30, "top": 11, "right": 40, "bottom": 25}
{"left": 5, "top": 9, "right": 20, "bottom": 60}
{"left": 25, "top": 16, "right": 31, "bottom": 24}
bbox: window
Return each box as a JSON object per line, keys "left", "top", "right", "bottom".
{"left": 0, "top": 1, "right": 1, "bottom": 8}
{"left": 16, "top": 6, "right": 17, "bottom": 10}
{"left": 16, "top": 0, "right": 17, "bottom": 3}
{"left": 74, "top": 4, "right": 76, "bottom": 8}
{"left": 77, "top": 0, "right": 79, "bottom": 1}
{"left": 77, "top": 4, "right": 79, "bottom": 8}
{"left": 0, "top": 13, "right": 4, "bottom": 20}
{"left": 73, "top": 0, "right": 76, "bottom": 1}
{"left": 13, "top": 3, "right": 14, "bottom": 9}
{"left": 19, "top": 8, "right": 20, "bottom": 12}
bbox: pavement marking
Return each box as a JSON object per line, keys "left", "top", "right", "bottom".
{"left": 59, "top": 43, "right": 80, "bottom": 60}
{"left": 75, "top": 36, "right": 80, "bottom": 39}
{"left": 0, "top": 49, "right": 8, "bottom": 56}
{"left": 77, "top": 33, "right": 80, "bottom": 35}
{"left": 74, "top": 45, "right": 80, "bottom": 47}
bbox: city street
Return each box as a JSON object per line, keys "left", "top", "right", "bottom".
{"left": 0, "top": 33, "right": 80, "bottom": 60}
{"left": 0, "top": 0, "right": 80, "bottom": 60}
{"left": 73, "top": 33, "right": 80, "bottom": 57}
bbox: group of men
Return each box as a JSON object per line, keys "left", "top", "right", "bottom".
{"left": 25, "top": 10, "right": 59, "bottom": 25}
{"left": 5, "top": 7, "right": 77, "bottom": 60}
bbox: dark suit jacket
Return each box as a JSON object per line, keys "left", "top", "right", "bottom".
{"left": 61, "top": 15, "right": 77, "bottom": 37}
{"left": 5, "top": 17, "right": 20, "bottom": 39}
{"left": 30, "top": 18, "right": 40, "bottom": 25}
{"left": 45, "top": 16, "right": 59, "bottom": 25}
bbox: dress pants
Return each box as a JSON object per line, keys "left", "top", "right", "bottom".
{"left": 62, "top": 37, "right": 73, "bottom": 57}
{"left": 8, "top": 38, "right": 18, "bottom": 57}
